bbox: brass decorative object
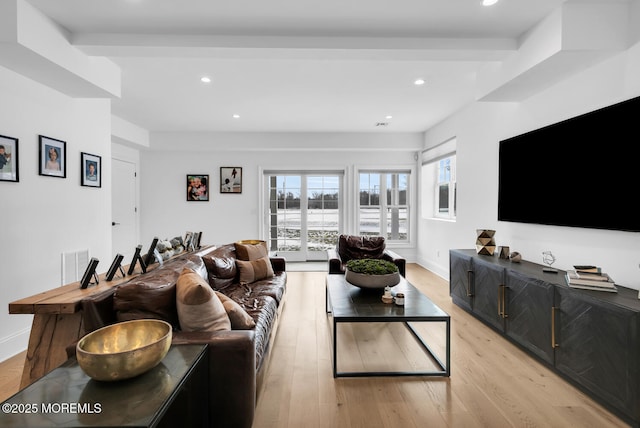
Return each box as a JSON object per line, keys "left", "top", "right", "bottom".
{"left": 76, "top": 319, "right": 172, "bottom": 382}
{"left": 498, "top": 246, "right": 510, "bottom": 259}
{"left": 475, "top": 229, "right": 496, "bottom": 255}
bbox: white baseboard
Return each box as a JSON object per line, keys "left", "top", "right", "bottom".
{"left": 0, "top": 327, "right": 29, "bottom": 363}
{"left": 415, "top": 256, "right": 449, "bottom": 280}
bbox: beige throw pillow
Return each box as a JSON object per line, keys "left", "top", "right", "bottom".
{"left": 236, "top": 256, "right": 274, "bottom": 284}
{"left": 214, "top": 291, "right": 256, "bottom": 329}
{"left": 235, "top": 242, "right": 268, "bottom": 261}
{"left": 176, "top": 268, "right": 231, "bottom": 332}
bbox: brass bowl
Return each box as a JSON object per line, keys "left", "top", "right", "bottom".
{"left": 76, "top": 319, "right": 172, "bottom": 382}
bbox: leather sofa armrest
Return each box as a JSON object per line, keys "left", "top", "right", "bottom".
{"left": 269, "top": 256, "right": 286, "bottom": 273}
{"left": 383, "top": 249, "right": 406, "bottom": 277}
{"left": 327, "top": 248, "right": 344, "bottom": 274}
{"left": 173, "top": 330, "right": 256, "bottom": 428}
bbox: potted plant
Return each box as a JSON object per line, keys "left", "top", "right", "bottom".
{"left": 345, "top": 259, "right": 400, "bottom": 289}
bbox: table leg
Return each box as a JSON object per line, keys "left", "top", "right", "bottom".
{"left": 20, "top": 312, "right": 84, "bottom": 388}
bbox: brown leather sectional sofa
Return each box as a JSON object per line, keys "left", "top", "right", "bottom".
{"left": 79, "top": 244, "right": 287, "bottom": 428}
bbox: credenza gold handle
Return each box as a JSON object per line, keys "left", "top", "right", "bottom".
{"left": 497, "top": 285, "right": 507, "bottom": 318}
{"left": 498, "top": 284, "right": 507, "bottom": 318}
{"left": 551, "top": 306, "right": 559, "bottom": 348}
{"left": 502, "top": 285, "right": 508, "bottom": 318}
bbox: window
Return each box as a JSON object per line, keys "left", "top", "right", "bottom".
{"left": 422, "top": 138, "right": 456, "bottom": 220}
{"left": 437, "top": 156, "right": 456, "bottom": 217}
{"left": 358, "top": 171, "right": 409, "bottom": 242}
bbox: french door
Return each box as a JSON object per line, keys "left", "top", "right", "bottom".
{"left": 265, "top": 172, "right": 342, "bottom": 261}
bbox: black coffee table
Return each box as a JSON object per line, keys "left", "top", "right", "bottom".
{"left": 326, "top": 274, "right": 450, "bottom": 378}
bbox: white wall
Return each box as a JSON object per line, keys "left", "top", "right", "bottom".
{"left": 419, "top": 40, "right": 640, "bottom": 289}
{"left": 138, "top": 132, "right": 422, "bottom": 259}
{"left": 0, "top": 65, "right": 112, "bottom": 361}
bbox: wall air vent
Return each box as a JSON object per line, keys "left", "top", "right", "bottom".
{"left": 375, "top": 122, "right": 389, "bottom": 127}
{"left": 61, "top": 249, "right": 90, "bottom": 285}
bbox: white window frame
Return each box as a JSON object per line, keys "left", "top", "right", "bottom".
{"left": 422, "top": 137, "right": 457, "bottom": 221}
{"left": 357, "top": 170, "right": 411, "bottom": 243}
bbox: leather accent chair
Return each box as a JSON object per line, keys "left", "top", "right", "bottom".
{"left": 327, "top": 234, "right": 406, "bottom": 276}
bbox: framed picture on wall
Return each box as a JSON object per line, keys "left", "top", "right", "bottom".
{"left": 0, "top": 134, "right": 19, "bottom": 183}
{"left": 81, "top": 152, "right": 102, "bottom": 187}
{"left": 39, "top": 135, "right": 66, "bottom": 178}
{"left": 220, "top": 167, "right": 242, "bottom": 193}
{"left": 187, "top": 174, "right": 209, "bottom": 201}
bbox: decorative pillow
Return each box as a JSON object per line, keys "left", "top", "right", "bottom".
{"left": 236, "top": 256, "right": 274, "bottom": 284}
{"left": 235, "top": 241, "right": 268, "bottom": 261}
{"left": 214, "top": 291, "right": 256, "bottom": 329}
{"left": 176, "top": 268, "right": 230, "bottom": 332}
{"left": 114, "top": 279, "right": 179, "bottom": 328}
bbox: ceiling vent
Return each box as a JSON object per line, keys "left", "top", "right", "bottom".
{"left": 375, "top": 122, "right": 389, "bottom": 127}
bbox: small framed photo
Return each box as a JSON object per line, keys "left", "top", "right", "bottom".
{"left": 187, "top": 174, "right": 209, "bottom": 201}
{"left": 220, "top": 167, "right": 242, "bottom": 193}
{"left": 81, "top": 152, "right": 102, "bottom": 187}
{"left": 0, "top": 134, "right": 19, "bottom": 183}
{"left": 39, "top": 135, "right": 66, "bottom": 178}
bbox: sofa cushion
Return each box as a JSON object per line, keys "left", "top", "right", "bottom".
{"left": 215, "top": 291, "right": 256, "bottom": 330}
{"left": 176, "top": 268, "right": 231, "bottom": 332}
{"left": 235, "top": 241, "right": 268, "bottom": 261}
{"left": 237, "top": 256, "right": 274, "bottom": 284}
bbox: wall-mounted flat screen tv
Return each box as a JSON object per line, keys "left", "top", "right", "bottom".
{"left": 498, "top": 95, "right": 640, "bottom": 232}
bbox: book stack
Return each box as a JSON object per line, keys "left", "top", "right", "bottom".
{"left": 565, "top": 265, "right": 617, "bottom": 292}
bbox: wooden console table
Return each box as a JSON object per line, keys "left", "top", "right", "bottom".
{"left": 9, "top": 263, "right": 152, "bottom": 389}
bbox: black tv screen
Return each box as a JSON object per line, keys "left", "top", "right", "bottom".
{"left": 498, "top": 95, "right": 640, "bottom": 232}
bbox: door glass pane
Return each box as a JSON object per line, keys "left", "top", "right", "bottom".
{"left": 269, "top": 176, "right": 301, "bottom": 252}
{"left": 307, "top": 176, "right": 340, "bottom": 253}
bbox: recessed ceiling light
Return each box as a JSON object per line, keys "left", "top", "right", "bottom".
{"left": 385, "top": 115, "right": 393, "bottom": 120}
{"left": 414, "top": 78, "right": 426, "bottom": 86}
{"left": 232, "top": 114, "right": 240, "bottom": 119}
{"left": 482, "top": 0, "right": 498, "bottom": 6}
{"left": 200, "top": 76, "right": 212, "bottom": 83}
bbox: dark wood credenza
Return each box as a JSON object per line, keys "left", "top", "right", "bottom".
{"left": 450, "top": 249, "right": 640, "bottom": 427}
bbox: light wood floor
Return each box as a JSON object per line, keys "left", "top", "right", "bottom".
{"left": 0, "top": 264, "right": 629, "bottom": 427}
{"left": 253, "top": 265, "right": 629, "bottom": 428}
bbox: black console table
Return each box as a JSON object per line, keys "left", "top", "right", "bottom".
{"left": 450, "top": 249, "right": 640, "bottom": 427}
{"left": 0, "top": 344, "right": 208, "bottom": 427}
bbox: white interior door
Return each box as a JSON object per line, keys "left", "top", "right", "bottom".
{"left": 111, "top": 158, "right": 138, "bottom": 262}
